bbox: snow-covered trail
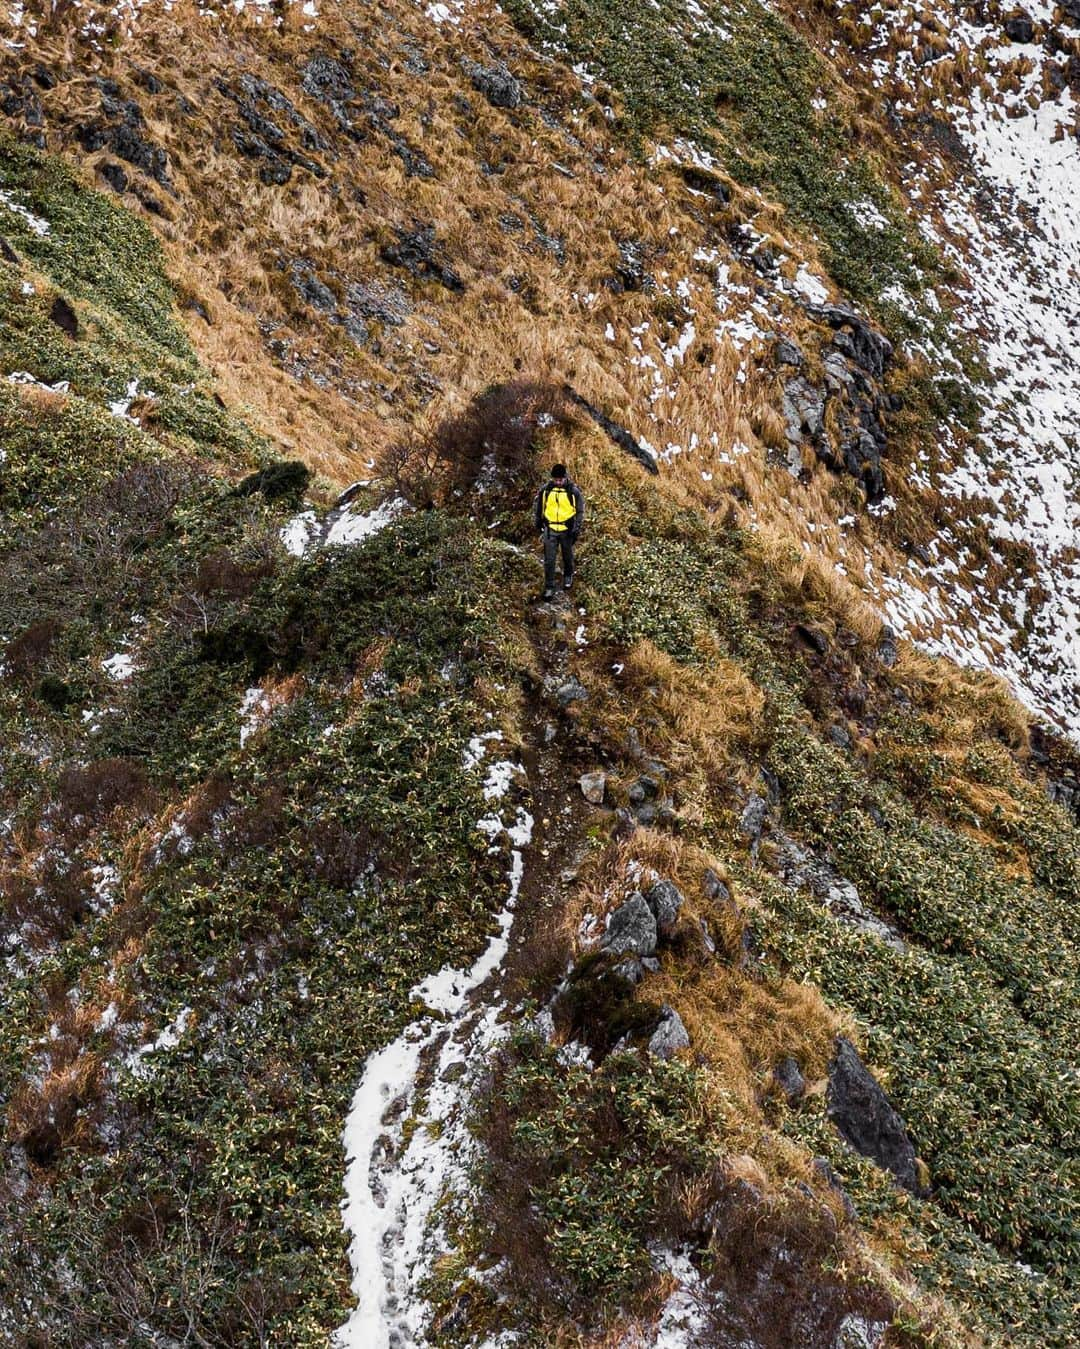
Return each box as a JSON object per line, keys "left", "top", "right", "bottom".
{"left": 333, "top": 765, "right": 533, "bottom": 1348}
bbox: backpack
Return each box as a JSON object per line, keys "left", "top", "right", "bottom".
{"left": 542, "top": 484, "right": 577, "bottom": 530}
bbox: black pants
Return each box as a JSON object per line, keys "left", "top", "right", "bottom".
{"left": 543, "top": 528, "right": 575, "bottom": 591}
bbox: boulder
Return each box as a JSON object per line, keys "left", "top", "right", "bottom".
{"left": 542, "top": 673, "right": 589, "bottom": 708}
{"left": 826, "top": 1037, "right": 920, "bottom": 1192}
{"left": 49, "top": 296, "right": 78, "bottom": 338}
{"left": 462, "top": 59, "right": 523, "bottom": 109}
{"left": 601, "top": 892, "right": 657, "bottom": 957}
{"left": 1003, "top": 12, "right": 1036, "bottom": 43}
{"left": 773, "top": 1056, "right": 806, "bottom": 1104}
{"left": 776, "top": 337, "right": 805, "bottom": 368}
{"left": 579, "top": 770, "right": 607, "bottom": 805}
{"left": 380, "top": 224, "right": 464, "bottom": 292}
{"left": 702, "top": 867, "right": 731, "bottom": 903}
{"left": 648, "top": 1006, "right": 690, "bottom": 1059}
{"left": 643, "top": 878, "right": 684, "bottom": 937}
{"left": 739, "top": 794, "right": 768, "bottom": 850}
{"left": 807, "top": 303, "right": 894, "bottom": 379}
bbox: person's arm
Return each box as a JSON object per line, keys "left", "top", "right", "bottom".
{"left": 534, "top": 487, "right": 545, "bottom": 532}
{"left": 572, "top": 485, "right": 585, "bottom": 537}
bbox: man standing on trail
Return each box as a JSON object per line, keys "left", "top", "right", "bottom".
{"left": 535, "top": 463, "right": 584, "bottom": 600}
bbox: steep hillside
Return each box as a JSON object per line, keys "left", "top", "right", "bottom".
{"left": 0, "top": 2, "right": 1076, "bottom": 1347}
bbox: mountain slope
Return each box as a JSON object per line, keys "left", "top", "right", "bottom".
{"left": 0, "top": 2, "right": 1077, "bottom": 1347}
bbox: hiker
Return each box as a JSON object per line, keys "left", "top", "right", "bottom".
{"left": 534, "top": 463, "right": 584, "bottom": 599}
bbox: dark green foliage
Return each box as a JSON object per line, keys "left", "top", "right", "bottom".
{"left": 472, "top": 1032, "right": 725, "bottom": 1311}
{"left": 36, "top": 674, "right": 73, "bottom": 710}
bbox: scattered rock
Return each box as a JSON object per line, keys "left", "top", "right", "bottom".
{"left": 1003, "top": 12, "right": 1036, "bottom": 44}
{"left": 462, "top": 58, "right": 523, "bottom": 109}
{"left": 78, "top": 83, "right": 171, "bottom": 187}
{"left": 531, "top": 1008, "right": 556, "bottom": 1042}
{"left": 795, "top": 622, "right": 829, "bottom": 655}
{"left": 611, "top": 238, "right": 652, "bottom": 293}
{"left": 773, "top": 1056, "right": 806, "bottom": 1105}
{"left": 579, "top": 770, "right": 607, "bottom": 805}
{"left": 648, "top": 1006, "right": 690, "bottom": 1059}
{"left": 826, "top": 1037, "right": 921, "bottom": 1193}
{"left": 611, "top": 957, "right": 645, "bottom": 986}
{"left": 601, "top": 892, "right": 657, "bottom": 957}
{"left": 739, "top": 794, "right": 768, "bottom": 851}
{"left": 775, "top": 337, "right": 805, "bottom": 368}
{"left": 834, "top": 1313, "right": 890, "bottom": 1349}
{"left": 812, "top": 1156, "right": 857, "bottom": 1222}
{"left": 634, "top": 803, "right": 657, "bottom": 827}
{"left": 643, "top": 878, "right": 684, "bottom": 937}
{"left": 0, "top": 236, "right": 18, "bottom": 264}
{"left": 98, "top": 161, "right": 129, "bottom": 194}
{"left": 612, "top": 807, "right": 637, "bottom": 839}
{"left": 48, "top": 296, "right": 77, "bottom": 338}
{"left": 702, "top": 867, "right": 731, "bottom": 903}
{"left": 345, "top": 278, "right": 410, "bottom": 327}
{"left": 380, "top": 224, "right": 464, "bottom": 292}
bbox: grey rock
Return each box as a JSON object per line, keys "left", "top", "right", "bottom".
{"left": 775, "top": 337, "right": 804, "bottom": 368}
{"left": 827, "top": 1037, "right": 921, "bottom": 1193}
{"left": 634, "top": 802, "right": 658, "bottom": 827}
{"left": 579, "top": 770, "right": 607, "bottom": 805}
{"left": 834, "top": 1314, "right": 890, "bottom": 1349}
{"left": 462, "top": 58, "right": 523, "bottom": 108}
{"left": 641, "top": 956, "right": 661, "bottom": 973}
{"left": 827, "top": 722, "right": 853, "bottom": 750}
{"left": 1003, "top": 13, "right": 1035, "bottom": 43}
{"left": 612, "top": 807, "right": 637, "bottom": 839}
{"left": 699, "top": 919, "right": 716, "bottom": 955}
{"left": 808, "top": 303, "right": 894, "bottom": 378}
{"left": 611, "top": 958, "right": 644, "bottom": 986}
{"left": 644, "top": 879, "right": 684, "bottom": 937}
{"left": 740, "top": 794, "right": 767, "bottom": 850}
{"left": 612, "top": 238, "right": 652, "bottom": 293}
{"left": 380, "top": 224, "right": 464, "bottom": 292}
{"left": 290, "top": 262, "right": 336, "bottom": 313}
{"left": 812, "top": 1156, "right": 857, "bottom": 1221}
{"left": 648, "top": 1006, "right": 690, "bottom": 1060}
{"left": 601, "top": 892, "right": 657, "bottom": 957}
{"left": 877, "top": 635, "right": 899, "bottom": 668}
{"left": 628, "top": 782, "right": 647, "bottom": 805}
{"left": 773, "top": 1056, "right": 806, "bottom": 1104}
{"left": 532, "top": 1008, "right": 556, "bottom": 1042}
{"left": 702, "top": 867, "right": 731, "bottom": 903}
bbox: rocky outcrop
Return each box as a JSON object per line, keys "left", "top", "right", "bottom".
{"left": 827, "top": 1037, "right": 921, "bottom": 1193}
{"left": 648, "top": 1005, "right": 690, "bottom": 1059}
{"left": 380, "top": 224, "right": 464, "bottom": 292}
{"left": 76, "top": 79, "right": 171, "bottom": 188}
{"left": 601, "top": 892, "right": 657, "bottom": 957}
{"left": 780, "top": 305, "right": 895, "bottom": 503}
{"left": 643, "top": 878, "right": 683, "bottom": 937}
{"left": 462, "top": 59, "right": 524, "bottom": 109}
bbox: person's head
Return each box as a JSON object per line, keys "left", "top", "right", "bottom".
{"left": 550, "top": 463, "right": 567, "bottom": 483}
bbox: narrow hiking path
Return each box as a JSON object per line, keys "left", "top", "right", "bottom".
{"left": 333, "top": 588, "right": 592, "bottom": 1348}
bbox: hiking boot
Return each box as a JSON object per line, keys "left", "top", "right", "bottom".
{"left": 563, "top": 575, "right": 574, "bottom": 591}
{"left": 542, "top": 588, "right": 555, "bottom": 600}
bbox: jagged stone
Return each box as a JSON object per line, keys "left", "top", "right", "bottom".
{"left": 773, "top": 1056, "right": 806, "bottom": 1104}
{"left": 611, "top": 957, "right": 645, "bottom": 986}
{"left": 643, "top": 879, "right": 683, "bottom": 937}
{"left": 289, "top": 261, "right": 336, "bottom": 313}
{"left": 808, "top": 303, "right": 894, "bottom": 378}
{"left": 702, "top": 867, "right": 731, "bottom": 903}
{"left": 601, "top": 892, "right": 657, "bottom": 957}
{"left": 380, "top": 225, "right": 464, "bottom": 292}
{"left": 648, "top": 1005, "right": 690, "bottom": 1059}
{"left": 49, "top": 296, "right": 77, "bottom": 338}
{"left": 462, "top": 58, "right": 523, "bottom": 108}
{"left": 1003, "top": 12, "right": 1036, "bottom": 44}
{"left": 579, "top": 770, "right": 606, "bottom": 804}
{"left": 740, "top": 794, "right": 767, "bottom": 850}
{"left": 827, "top": 1037, "right": 920, "bottom": 1193}
{"left": 776, "top": 337, "right": 804, "bottom": 368}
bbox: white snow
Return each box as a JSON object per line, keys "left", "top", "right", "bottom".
{"left": 335, "top": 759, "right": 533, "bottom": 1348}
{"left": 0, "top": 188, "right": 49, "bottom": 235}
{"left": 102, "top": 652, "right": 135, "bottom": 681}
{"left": 325, "top": 497, "right": 405, "bottom": 547}
{"left": 280, "top": 510, "right": 317, "bottom": 557}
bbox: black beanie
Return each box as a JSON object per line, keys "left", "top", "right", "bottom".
{"left": 551, "top": 463, "right": 567, "bottom": 479}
